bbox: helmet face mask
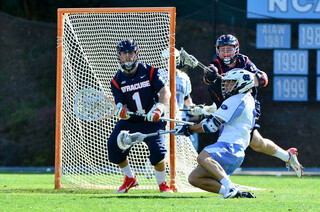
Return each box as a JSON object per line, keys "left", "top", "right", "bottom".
{"left": 119, "top": 51, "right": 137, "bottom": 71}
{"left": 117, "top": 39, "right": 139, "bottom": 77}
{"left": 216, "top": 34, "right": 239, "bottom": 65}
{"left": 161, "top": 48, "right": 180, "bottom": 69}
{"left": 221, "top": 69, "right": 254, "bottom": 99}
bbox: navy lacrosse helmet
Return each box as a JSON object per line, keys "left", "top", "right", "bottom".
{"left": 116, "top": 39, "right": 139, "bottom": 76}
{"left": 215, "top": 34, "right": 239, "bottom": 65}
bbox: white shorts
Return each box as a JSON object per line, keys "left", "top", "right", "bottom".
{"left": 204, "top": 142, "right": 245, "bottom": 175}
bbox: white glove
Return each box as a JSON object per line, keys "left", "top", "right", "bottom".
{"left": 203, "top": 103, "right": 217, "bottom": 115}
{"left": 146, "top": 103, "right": 165, "bottom": 122}
{"left": 188, "top": 104, "right": 204, "bottom": 116}
{"left": 172, "top": 124, "right": 191, "bottom": 136}
{"left": 114, "top": 103, "right": 131, "bottom": 120}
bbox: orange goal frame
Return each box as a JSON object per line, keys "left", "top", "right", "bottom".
{"left": 55, "top": 7, "right": 177, "bottom": 190}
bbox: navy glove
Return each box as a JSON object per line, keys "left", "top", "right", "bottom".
{"left": 204, "top": 64, "right": 218, "bottom": 84}
{"left": 172, "top": 124, "right": 192, "bottom": 136}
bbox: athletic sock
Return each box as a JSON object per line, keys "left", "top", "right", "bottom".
{"left": 219, "top": 185, "right": 226, "bottom": 195}
{"left": 154, "top": 170, "right": 166, "bottom": 185}
{"left": 121, "top": 164, "right": 134, "bottom": 178}
{"left": 220, "top": 177, "right": 234, "bottom": 190}
{"left": 273, "top": 147, "right": 290, "bottom": 162}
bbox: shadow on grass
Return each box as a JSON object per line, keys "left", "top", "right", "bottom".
{"left": 92, "top": 195, "right": 210, "bottom": 199}
{"left": 0, "top": 188, "right": 211, "bottom": 199}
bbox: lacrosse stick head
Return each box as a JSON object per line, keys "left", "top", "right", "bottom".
{"left": 117, "top": 131, "right": 147, "bottom": 151}
{"left": 74, "top": 89, "right": 116, "bottom": 121}
{"left": 179, "top": 48, "right": 199, "bottom": 69}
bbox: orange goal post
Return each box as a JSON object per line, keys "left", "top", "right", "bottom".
{"left": 55, "top": 7, "right": 199, "bottom": 192}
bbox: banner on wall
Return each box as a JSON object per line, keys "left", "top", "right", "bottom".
{"left": 247, "top": 0, "right": 320, "bottom": 19}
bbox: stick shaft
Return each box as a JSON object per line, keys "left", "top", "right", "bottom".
{"left": 144, "top": 129, "right": 176, "bottom": 138}
{"left": 127, "top": 111, "right": 194, "bottom": 125}
{"left": 194, "top": 58, "right": 222, "bottom": 79}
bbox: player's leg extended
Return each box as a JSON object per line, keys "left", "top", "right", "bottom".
{"left": 250, "top": 129, "right": 278, "bottom": 155}
{"left": 250, "top": 129, "right": 303, "bottom": 177}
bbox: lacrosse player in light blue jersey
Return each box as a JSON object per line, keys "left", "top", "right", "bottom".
{"left": 203, "top": 34, "right": 302, "bottom": 178}
{"left": 162, "top": 48, "right": 203, "bottom": 151}
{"left": 173, "top": 69, "right": 257, "bottom": 198}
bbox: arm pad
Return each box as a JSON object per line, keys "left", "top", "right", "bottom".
{"left": 255, "top": 70, "right": 268, "bottom": 87}
{"left": 201, "top": 116, "right": 221, "bottom": 133}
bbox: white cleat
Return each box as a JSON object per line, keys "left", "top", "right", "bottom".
{"left": 286, "top": 148, "right": 303, "bottom": 178}
{"left": 222, "top": 187, "right": 240, "bottom": 199}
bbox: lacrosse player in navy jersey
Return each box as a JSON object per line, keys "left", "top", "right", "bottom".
{"left": 107, "top": 39, "right": 173, "bottom": 193}
{"left": 173, "top": 69, "right": 256, "bottom": 198}
{"left": 202, "top": 34, "right": 302, "bottom": 177}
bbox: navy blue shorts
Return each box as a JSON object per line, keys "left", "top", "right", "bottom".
{"left": 107, "top": 120, "right": 167, "bottom": 165}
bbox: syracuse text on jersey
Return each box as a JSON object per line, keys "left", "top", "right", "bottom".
{"left": 121, "top": 80, "right": 151, "bottom": 93}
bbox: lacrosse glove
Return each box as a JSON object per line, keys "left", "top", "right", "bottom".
{"left": 188, "top": 104, "right": 204, "bottom": 116}
{"left": 203, "top": 64, "right": 218, "bottom": 84}
{"left": 173, "top": 124, "right": 192, "bottom": 136}
{"left": 115, "top": 103, "right": 131, "bottom": 120}
{"left": 146, "top": 103, "right": 164, "bottom": 122}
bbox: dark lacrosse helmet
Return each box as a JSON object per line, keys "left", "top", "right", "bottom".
{"left": 215, "top": 34, "right": 239, "bottom": 65}
{"left": 116, "top": 39, "right": 139, "bottom": 76}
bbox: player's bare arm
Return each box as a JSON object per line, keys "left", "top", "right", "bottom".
{"left": 158, "top": 85, "right": 171, "bottom": 106}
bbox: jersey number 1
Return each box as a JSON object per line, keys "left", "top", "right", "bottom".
{"left": 132, "top": 92, "right": 146, "bottom": 114}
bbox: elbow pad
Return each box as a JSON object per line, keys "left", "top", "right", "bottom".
{"left": 255, "top": 71, "right": 268, "bottom": 87}
{"left": 201, "top": 116, "right": 221, "bottom": 133}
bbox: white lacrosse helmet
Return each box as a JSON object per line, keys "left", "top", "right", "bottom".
{"left": 221, "top": 69, "right": 254, "bottom": 99}
{"left": 161, "top": 47, "right": 180, "bottom": 68}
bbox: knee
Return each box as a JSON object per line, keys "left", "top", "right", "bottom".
{"left": 188, "top": 173, "right": 196, "bottom": 186}
{"left": 196, "top": 154, "right": 206, "bottom": 165}
{"left": 149, "top": 151, "right": 166, "bottom": 166}
{"left": 250, "top": 134, "right": 266, "bottom": 152}
{"left": 188, "top": 171, "right": 200, "bottom": 187}
{"left": 197, "top": 154, "right": 216, "bottom": 168}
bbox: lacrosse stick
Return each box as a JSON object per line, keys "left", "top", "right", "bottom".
{"left": 74, "top": 88, "right": 194, "bottom": 125}
{"left": 180, "top": 103, "right": 217, "bottom": 116}
{"left": 117, "top": 129, "right": 176, "bottom": 151}
{"left": 180, "top": 48, "right": 222, "bottom": 79}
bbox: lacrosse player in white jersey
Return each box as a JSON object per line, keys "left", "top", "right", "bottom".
{"left": 173, "top": 69, "right": 257, "bottom": 198}
{"left": 162, "top": 48, "right": 204, "bottom": 150}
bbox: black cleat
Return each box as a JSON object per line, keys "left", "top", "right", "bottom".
{"left": 237, "top": 191, "right": 256, "bottom": 198}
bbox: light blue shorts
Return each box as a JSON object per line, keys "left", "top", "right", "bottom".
{"left": 204, "top": 142, "right": 245, "bottom": 175}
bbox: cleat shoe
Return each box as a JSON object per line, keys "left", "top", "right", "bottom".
{"left": 222, "top": 187, "right": 240, "bottom": 199}
{"left": 116, "top": 175, "right": 139, "bottom": 193}
{"left": 159, "top": 182, "right": 174, "bottom": 193}
{"left": 286, "top": 148, "right": 303, "bottom": 178}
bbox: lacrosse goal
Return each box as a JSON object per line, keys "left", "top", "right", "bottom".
{"left": 55, "top": 7, "right": 199, "bottom": 192}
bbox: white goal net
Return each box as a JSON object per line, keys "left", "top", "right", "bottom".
{"left": 55, "top": 7, "right": 199, "bottom": 192}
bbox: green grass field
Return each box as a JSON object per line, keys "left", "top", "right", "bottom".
{"left": 0, "top": 173, "right": 319, "bottom": 211}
